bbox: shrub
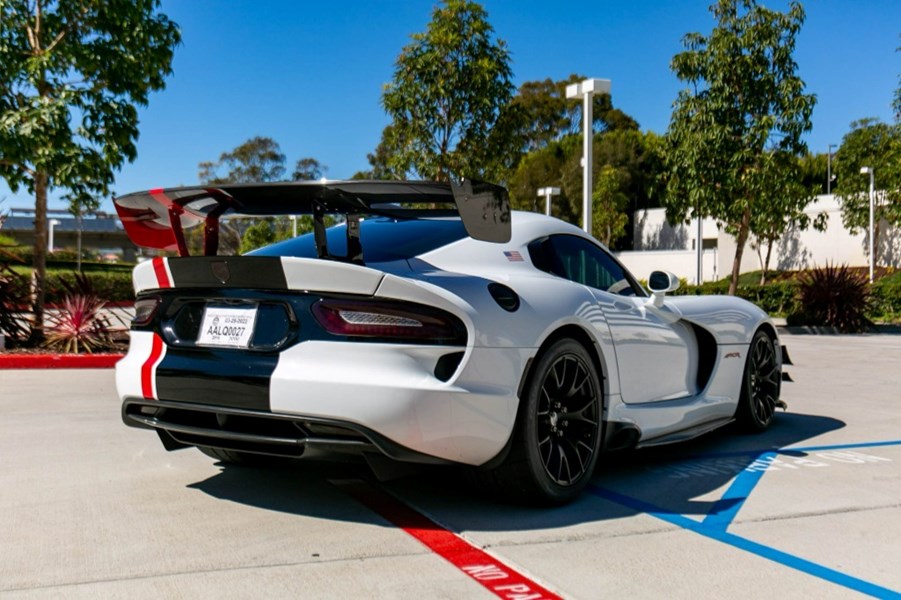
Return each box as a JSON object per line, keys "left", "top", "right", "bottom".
{"left": 673, "top": 280, "right": 799, "bottom": 316}
{"left": 0, "top": 249, "right": 32, "bottom": 343}
{"left": 870, "top": 270, "right": 901, "bottom": 323}
{"left": 789, "top": 263, "right": 873, "bottom": 332}
{"left": 46, "top": 270, "right": 134, "bottom": 304}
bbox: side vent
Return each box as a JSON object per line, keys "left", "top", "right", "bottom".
{"left": 488, "top": 283, "right": 520, "bottom": 312}
{"left": 434, "top": 352, "right": 465, "bottom": 382}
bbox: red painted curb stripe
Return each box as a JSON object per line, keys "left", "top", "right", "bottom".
{"left": 152, "top": 256, "right": 171, "bottom": 288}
{"left": 336, "top": 480, "right": 561, "bottom": 600}
{"left": 0, "top": 354, "right": 123, "bottom": 369}
{"left": 141, "top": 334, "right": 164, "bottom": 399}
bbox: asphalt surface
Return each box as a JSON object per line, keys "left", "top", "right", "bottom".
{"left": 1, "top": 333, "right": 899, "bottom": 599}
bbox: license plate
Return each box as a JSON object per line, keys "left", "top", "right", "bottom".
{"left": 197, "top": 305, "right": 258, "bottom": 348}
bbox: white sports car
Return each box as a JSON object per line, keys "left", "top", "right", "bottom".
{"left": 114, "top": 180, "right": 787, "bottom": 504}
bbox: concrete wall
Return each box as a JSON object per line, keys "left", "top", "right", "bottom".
{"left": 632, "top": 194, "right": 899, "bottom": 281}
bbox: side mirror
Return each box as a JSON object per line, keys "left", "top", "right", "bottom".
{"left": 646, "top": 270, "right": 680, "bottom": 307}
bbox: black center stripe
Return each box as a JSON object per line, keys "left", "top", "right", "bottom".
{"left": 167, "top": 257, "right": 288, "bottom": 289}
{"left": 155, "top": 347, "right": 278, "bottom": 411}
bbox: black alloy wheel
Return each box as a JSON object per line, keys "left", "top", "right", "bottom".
{"left": 465, "top": 338, "right": 603, "bottom": 505}
{"left": 536, "top": 351, "right": 600, "bottom": 486}
{"left": 737, "top": 330, "right": 781, "bottom": 431}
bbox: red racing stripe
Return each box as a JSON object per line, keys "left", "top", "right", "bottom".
{"left": 152, "top": 256, "right": 171, "bottom": 288}
{"left": 141, "top": 333, "right": 165, "bottom": 399}
{"left": 335, "top": 480, "right": 562, "bottom": 600}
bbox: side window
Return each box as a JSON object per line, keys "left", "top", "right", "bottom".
{"left": 536, "top": 235, "right": 641, "bottom": 297}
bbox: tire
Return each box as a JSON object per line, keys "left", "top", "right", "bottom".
{"left": 198, "top": 446, "right": 290, "bottom": 467}
{"left": 735, "top": 329, "right": 781, "bottom": 432}
{"left": 472, "top": 339, "right": 603, "bottom": 505}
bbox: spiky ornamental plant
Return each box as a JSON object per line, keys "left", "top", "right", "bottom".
{"left": 43, "top": 273, "right": 114, "bottom": 353}
{"left": 796, "top": 263, "right": 873, "bottom": 333}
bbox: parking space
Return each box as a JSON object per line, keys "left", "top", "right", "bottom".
{"left": 1, "top": 333, "right": 899, "bottom": 598}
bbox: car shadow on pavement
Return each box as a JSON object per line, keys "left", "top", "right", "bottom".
{"left": 187, "top": 411, "right": 845, "bottom": 531}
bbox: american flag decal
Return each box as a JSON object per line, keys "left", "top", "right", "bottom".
{"left": 504, "top": 251, "right": 524, "bottom": 262}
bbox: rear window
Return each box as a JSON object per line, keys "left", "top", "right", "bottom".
{"left": 249, "top": 217, "right": 468, "bottom": 263}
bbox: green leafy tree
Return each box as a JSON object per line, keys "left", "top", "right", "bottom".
{"left": 664, "top": 0, "right": 815, "bottom": 294}
{"left": 749, "top": 152, "right": 826, "bottom": 283}
{"left": 507, "top": 139, "right": 576, "bottom": 221}
{"left": 797, "top": 152, "right": 830, "bottom": 195}
{"left": 505, "top": 74, "right": 638, "bottom": 155}
{"left": 0, "top": 0, "right": 180, "bottom": 340}
{"left": 559, "top": 129, "right": 666, "bottom": 248}
{"left": 894, "top": 37, "right": 900, "bottom": 123}
{"left": 198, "top": 136, "right": 286, "bottom": 184}
{"left": 352, "top": 125, "right": 405, "bottom": 180}
{"left": 198, "top": 137, "right": 310, "bottom": 254}
{"left": 833, "top": 118, "right": 901, "bottom": 265}
{"left": 292, "top": 157, "right": 325, "bottom": 181}
{"left": 592, "top": 165, "right": 629, "bottom": 247}
{"left": 381, "top": 0, "right": 516, "bottom": 181}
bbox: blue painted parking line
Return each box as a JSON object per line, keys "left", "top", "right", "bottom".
{"left": 587, "top": 484, "right": 901, "bottom": 599}
{"left": 701, "top": 451, "right": 774, "bottom": 532}
{"left": 589, "top": 439, "right": 901, "bottom": 596}
{"left": 667, "top": 438, "right": 901, "bottom": 462}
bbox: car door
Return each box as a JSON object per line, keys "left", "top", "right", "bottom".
{"left": 530, "top": 234, "right": 697, "bottom": 404}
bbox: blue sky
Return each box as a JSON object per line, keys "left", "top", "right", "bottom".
{"left": 3, "top": 0, "right": 899, "bottom": 214}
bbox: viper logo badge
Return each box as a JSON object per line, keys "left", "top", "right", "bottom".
{"left": 724, "top": 351, "right": 741, "bottom": 359}
{"left": 211, "top": 261, "right": 230, "bottom": 284}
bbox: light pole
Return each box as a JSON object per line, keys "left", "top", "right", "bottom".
{"left": 565, "top": 78, "right": 611, "bottom": 235}
{"left": 537, "top": 186, "right": 561, "bottom": 216}
{"left": 827, "top": 143, "right": 836, "bottom": 194}
{"left": 48, "top": 219, "right": 61, "bottom": 254}
{"left": 860, "top": 166, "right": 875, "bottom": 283}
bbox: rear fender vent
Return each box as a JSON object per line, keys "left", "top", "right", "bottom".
{"left": 488, "top": 283, "right": 520, "bottom": 312}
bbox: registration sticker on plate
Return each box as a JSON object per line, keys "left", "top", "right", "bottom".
{"left": 197, "top": 306, "right": 257, "bottom": 348}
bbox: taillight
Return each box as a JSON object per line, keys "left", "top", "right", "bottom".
{"left": 132, "top": 296, "right": 161, "bottom": 327}
{"left": 311, "top": 299, "right": 466, "bottom": 345}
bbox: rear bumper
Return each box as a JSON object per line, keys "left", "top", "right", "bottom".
{"left": 117, "top": 332, "right": 529, "bottom": 465}
{"left": 122, "top": 399, "right": 451, "bottom": 464}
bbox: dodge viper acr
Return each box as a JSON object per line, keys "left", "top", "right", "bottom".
{"left": 114, "top": 179, "right": 787, "bottom": 504}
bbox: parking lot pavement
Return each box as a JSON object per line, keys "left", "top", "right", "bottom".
{"left": 1, "top": 333, "right": 899, "bottom": 598}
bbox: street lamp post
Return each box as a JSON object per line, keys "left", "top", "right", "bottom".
{"left": 537, "top": 186, "right": 561, "bottom": 216}
{"left": 48, "top": 219, "right": 61, "bottom": 254}
{"left": 860, "top": 166, "right": 875, "bottom": 283}
{"left": 565, "top": 78, "right": 611, "bottom": 235}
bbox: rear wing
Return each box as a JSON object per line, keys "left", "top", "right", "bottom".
{"left": 113, "top": 179, "right": 510, "bottom": 260}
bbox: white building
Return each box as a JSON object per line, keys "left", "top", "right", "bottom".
{"left": 616, "top": 194, "right": 898, "bottom": 283}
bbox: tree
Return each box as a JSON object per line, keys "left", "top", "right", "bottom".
{"left": 198, "top": 136, "right": 286, "bottom": 184}
{"left": 832, "top": 118, "right": 901, "bottom": 265}
{"left": 0, "top": 0, "right": 179, "bottom": 340}
{"left": 507, "top": 139, "right": 575, "bottom": 220}
{"left": 381, "top": 0, "right": 516, "bottom": 181}
{"left": 292, "top": 157, "right": 325, "bottom": 181}
{"left": 560, "top": 129, "right": 666, "bottom": 248}
{"left": 505, "top": 74, "right": 639, "bottom": 155}
{"left": 664, "top": 0, "right": 815, "bottom": 294}
{"left": 894, "top": 37, "right": 901, "bottom": 123}
{"left": 199, "top": 137, "right": 293, "bottom": 254}
{"left": 748, "top": 152, "right": 826, "bottom": 283}
{"left": 592, "top": 165, "right": 630, "bottom": 246}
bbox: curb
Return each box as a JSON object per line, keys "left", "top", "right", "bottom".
{"left": 0, "top": 353, "right": 124, "bottom": 369}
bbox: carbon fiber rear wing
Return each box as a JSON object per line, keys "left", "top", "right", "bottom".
{"left": 113, "top": 179, "right": 510, "bottom": 259}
